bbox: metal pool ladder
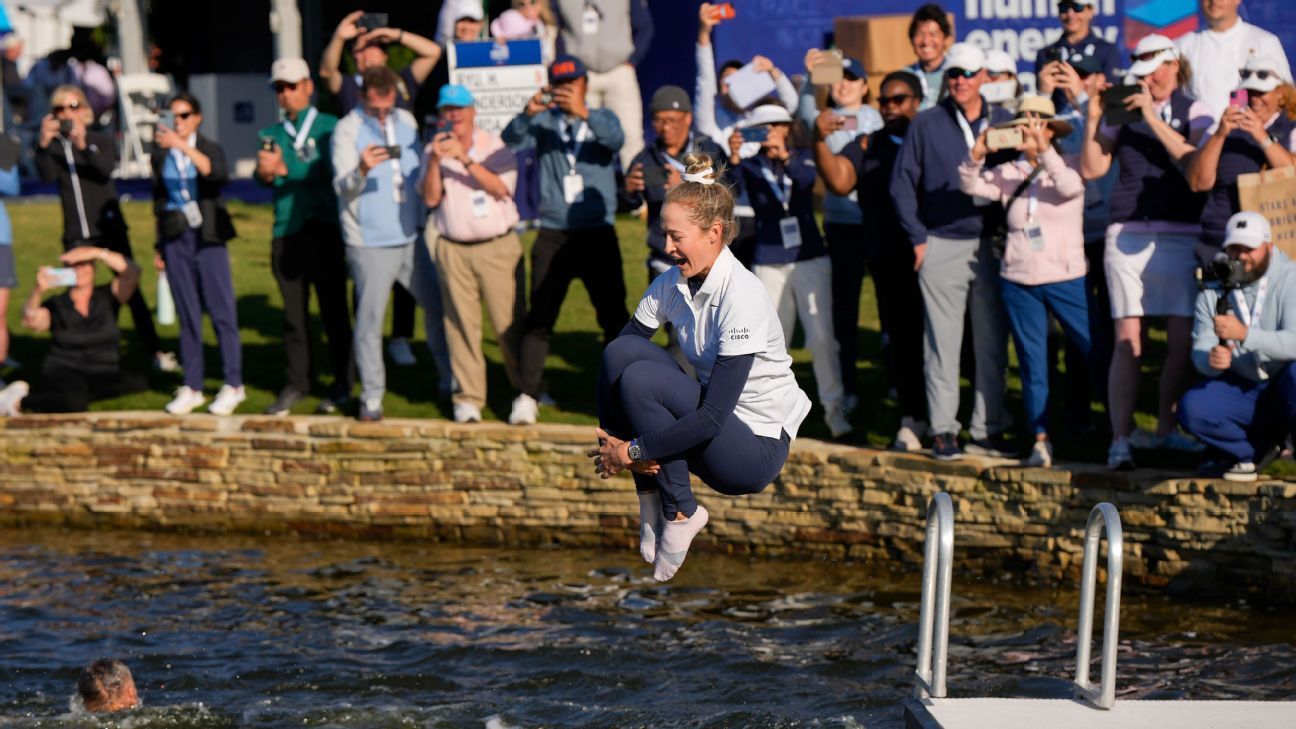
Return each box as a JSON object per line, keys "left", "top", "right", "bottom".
{"left": 911, "top": 494, "right": 1124, "bottom": 708}
{"left": 1073, "top": 502, "right": 1124, "bottom": 710}
{"left": 914, "top": 491, "right": 954, "bottom": 699}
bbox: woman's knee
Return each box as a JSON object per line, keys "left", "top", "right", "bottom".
{"left": 602, "top": 335, "right": 674, "bottom": 379}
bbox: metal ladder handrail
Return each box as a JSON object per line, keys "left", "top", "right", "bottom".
{"left": 914, "top": 491, "right": 954, "bottom": 699}
{"left": 1073, "top": 502, "right": 1123, "bottom": 710}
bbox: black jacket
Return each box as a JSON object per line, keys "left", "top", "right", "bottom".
{"left": 150, "top": 134, "right": 237, "bottom": 243}
{"left": 34, "top": 129, "right": 128, "bottom": 245}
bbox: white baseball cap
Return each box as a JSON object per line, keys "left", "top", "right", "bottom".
{"left": 740, "top": 104, "right": 794, "bottom": 128}
{"left": 1224, "top": 211, "right": 1272, "bottom": 249}
{"left": 269, "top": 57, "right": 311, "bottom": 85}
{"left": 946, "top": 43, "right": 987, "bottom": 74}
{"left": 1239, "top": 54, "right": 1287, "bottom": 94}
{"left": 1129, "top": 34, "right": 1178, "bottom": 78}
{"left": 985, "top": 49, "right": 1016, "bottom": 76}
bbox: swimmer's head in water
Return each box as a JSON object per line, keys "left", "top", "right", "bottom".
{"left": 661, "top": 152, "right": 737, "bottom": 278}
{"left": 78, "top": 659, "right": 139, "bottom": 713}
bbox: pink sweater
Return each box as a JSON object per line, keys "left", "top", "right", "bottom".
{"left": 958, "top": 149, "right": 1086, "bottom": 286}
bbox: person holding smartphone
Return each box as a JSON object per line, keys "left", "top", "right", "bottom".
{"left": 796, "top": 50, "right": 883, "bottom": 416}
{"left": 0, "top": 246, "right": 146, "bottom": 416}
{"left": 1188, "top": 55, "right": 1296, "bottom": 250}
{"left": 1081, "top": 34, "right": 1214, "bottom": 469}
{"left": 1034, "top": 0, "right": 1121, "bottom": 111}
{"left": 959, "top": 99, "right": 1089, "bottom": 468}
{"left": 728, "top": 105, "right": 851, "bottom": 439}
{"left": 151, "top": 92, "right": 243, "bottom": 416}
{"left": 34, "top": 84, "right": 175, "bottom": 374}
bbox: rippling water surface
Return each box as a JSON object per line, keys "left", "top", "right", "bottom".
{"left": 0, "top": 528, "right": 1293, "bottom": 728}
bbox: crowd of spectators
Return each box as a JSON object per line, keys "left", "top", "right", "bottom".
{"left": 0, "top": 0, "right": 1294, "bottom": 481}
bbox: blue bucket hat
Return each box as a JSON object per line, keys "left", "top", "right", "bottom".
{"left": 437, "top": 84, "right": 475, "bottom": 108}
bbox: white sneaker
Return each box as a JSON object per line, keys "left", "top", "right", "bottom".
{"left": 165, "top": 386, "right": 206, "bottom": 415}
{"left": 207, "top": 385, "right": 246, "bottom": 415}
{"left": 825, "top": 406, "right": 853, "bottom": 438}
{"left": 509, "top": 393, "right": 538, "bottom": 425}
{"left": 453, "top": 401, "right": 482, "bottom": 423}
{"left": 387, "top": 338, "right": 417, "bottom": 366}
{"left": 0, "top": 380, "right": 29, "bottom": 416}
{"left": 1026, "top": 439, "right": 1053, "bottom": 468}
{"left": 892, "top": 417, "right": 928, "bottom": 452}
{"left": 1107, "top": 437, "right": 1135, "bottom": 471}
{"left": 153, "top": 351, "right": 180, "bottom": 373}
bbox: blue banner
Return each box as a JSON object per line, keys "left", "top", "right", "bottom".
{"left": 450, "top": 38, "right": 542, "bottom": 69}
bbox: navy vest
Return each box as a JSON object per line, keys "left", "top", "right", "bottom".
{"left": 1201, "top": 114, "right": 1296, "bottom": 245}
{"left": 1109, "top": 90, "right": 1207, "bottom": 225}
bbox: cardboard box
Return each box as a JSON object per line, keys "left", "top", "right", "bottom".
{"left": 834, "top": 12, "right": 956, "bottom": 79}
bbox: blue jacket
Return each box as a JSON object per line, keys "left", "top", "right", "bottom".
{"left": 733, "top": 149, "right": 826, "bottom": 265}
{"left": 0, "top": 165, "right": 19, "bottom": 245}
{"left": 503, "top": 108, "right": 624, "bottom": 230}
{"left": 891, "top": 96, "right": 1014, "bottom": 245}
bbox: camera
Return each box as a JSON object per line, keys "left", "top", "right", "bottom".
{"left": 58, "top": 119, "right": 74, "bottom": 136}
{"left": 1207, "top": 256, "right": 1247, "bottom": 289}
{"left": 384, "top": 145, "right": 402, "bottom": 159}
{"left": 260, "top": 136, "right": 277, "bottom": 153}
{"left": 538, "top": 92, "right": 554, "bottom": 106}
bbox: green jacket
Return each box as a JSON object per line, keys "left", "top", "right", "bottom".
{"left": 256, "top": 107, "right": 339, "bottom": 238}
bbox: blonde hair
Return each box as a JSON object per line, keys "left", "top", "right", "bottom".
{"left": 663, "top": 152, "right": 738, "bottom": 247}
{"left": 50, "top": 84, "right": 93, "bottom": 124}
{"left": 514, "top": 0, "right": 556, "bottom": 27}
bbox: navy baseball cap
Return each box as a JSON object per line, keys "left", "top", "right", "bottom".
{"left": 549, "top": 55, "right": 586, "bottom": 83}
{"left": 1068, "top": 53, "right": 1103, "bottom": 76}
{"left": 843, "top": 57, "right": 866, "bottom": 81}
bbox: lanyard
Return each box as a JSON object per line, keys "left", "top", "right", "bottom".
{"left": 759, "top": 161, "right": 793, "bottom": 213}
{"left": 1016, "top": 160, "right": 1042, "bottom": 222}
{"left": 282, "top": 107, "right": 317, "bottom": 154}
{"left": 1231, "top": 276, "right": 1269, "bottom": 328}
{"left": 954, "top": 107, "right": 983, "bottom": 150}
{"left": 170, "top": 142, "right": 195, "bottom": 202}
{"left": 381, "top": 115, "right": 404, "bottom": 201}
{"left": 561, "top": 117, "right": 588, "bottom": 175}
{"left": 888, "top": 134, "right": 905, "bottom": 147}
{"left": 659, "top": 133, "right": 693, "bottom": 172}
{"left": 59, "top": 139, "right": 90, "bottom": 239}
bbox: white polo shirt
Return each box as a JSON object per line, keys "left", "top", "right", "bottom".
{"left": 633, "top": 246, "right": 812, "bottom": 440}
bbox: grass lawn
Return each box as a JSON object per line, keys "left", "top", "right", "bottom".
{"left": 4, "top": 198, "right": 1269, "bottom": 472}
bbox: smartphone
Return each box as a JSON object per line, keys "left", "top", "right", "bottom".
{"left": 260, "top": 136, "right": 277, "bottom": 153}
{"left": 436, "top": 118, "right": 453, "bottom": 135}
{"left": 740, "top": 126, "right": 770, "bottom": 143}
{"left": 48, "top": 267, "right": 77, "bottom": 288}
{"left": 987, "top": 127, "right": 1024, "bottom": 151}
{"left": 1101, "top": 85, "right": 1142, "bottom": 126}
{"left": 384, "top": 145, "right": 402, "bottom": 159}
{"left": 1041, "top": 47, "right": 1066, "bottom": 66}
{"left": 58, "top": 119, "right": 73, "bottom": 136}
{"left": 810, "top": 49, "right": 845, "bottom": 85}
{"left": 713, "top": 3, "right": 736, "bottom": 20}
{"left": 358, "top": 12, "right": 389, "bottom": 30}
{"left": 839, "top": 115, "right": 859, "bottom": 132}
{"left": 158, "top": 110, "right": 175, "bottom": 130}
{"left": 1230, "top": 89, "right": 1249, "bottom": 108}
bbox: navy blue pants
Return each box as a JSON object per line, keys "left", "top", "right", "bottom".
{"left": 161, "top": 227, "right": 242, "bottom": 390}
{"left": 597, "top": 335, "right": 789, "bottom": 520}
{"left": 1179, "top": 365, "right": 1296, "bottom": 463}
{"left": 1001, "top": 277, "right": 1093, "bottom": 435}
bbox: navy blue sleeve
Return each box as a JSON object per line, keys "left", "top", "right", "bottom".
{"left": 629, "top": 0, "right": 655, "bottom": 67}
{"left": 1100, "top": 42, "right": 1122, "bottom": 81}
{"left": 635, "top": 353, "right": 755, "bottom": 461}
{"left": 619, "top": 318, "right": 656, "bottom": 339}
{"left": 890, "top": 118, "right": 928, "bottom": 246}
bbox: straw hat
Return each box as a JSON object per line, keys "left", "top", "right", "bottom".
{"left": 997, "top": 96, "right": 1073, "bottom": 137}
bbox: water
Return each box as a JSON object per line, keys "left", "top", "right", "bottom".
{"left": 1, "top": 528, "right": 1293, "bottom": 728}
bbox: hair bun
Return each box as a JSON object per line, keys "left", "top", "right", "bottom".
{"left": 682, "top": 152, "right": 719, "bottom": 182}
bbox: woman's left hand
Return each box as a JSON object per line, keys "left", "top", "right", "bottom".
{"left": 1022, "top": 113, "right": 1049, "bottom": 158}
{"left": 589, "top": 427, "right": 659, "bottom": 479}
{"left": 1126, "top": 81, "right": 1154, "bottom": 119}
{"left": 1235, "top": 107, "right": 1268, "bottom": 145}
{"left": 155, "top": 124, "right": 178, "bottom": 150}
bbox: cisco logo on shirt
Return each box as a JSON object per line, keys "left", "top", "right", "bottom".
{"left": 729, "top": 326, "right": 751, "bottom": 341}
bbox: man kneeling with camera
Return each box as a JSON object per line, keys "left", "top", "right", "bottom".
{"left": 1179, "top": 212, "right": 1296, "bottom": 482}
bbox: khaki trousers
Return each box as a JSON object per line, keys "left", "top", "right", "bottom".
{"left": 585, "top": 63, "right": 644, "bottom": 169}
{"left": 435, "top": 231, "right": 526, "bottom": 409}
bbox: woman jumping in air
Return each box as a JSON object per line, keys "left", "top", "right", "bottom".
{"left": 590, "top": 152, "right": 811, "bottom": 581}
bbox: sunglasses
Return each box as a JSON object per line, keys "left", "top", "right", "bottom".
{"left": 172, "top": 111, "right": 195, "bottom": 120}
{"left": 1240, "top": 69, "right": 1277, "bottom": 81}
{"left": 1057, "top": 1, "right": 1088, "bottom": 13}
{"left": 1130, "top": 49, "right": 1167, "bottom": 63}
{"left": 273, "top": 81, "right": 300, "bottom": 93}
{"left": 878, "top": 93, "right": 914, "bottom": 106}
{"left": 52, "top": 101, "right": 81, "bottom": 113}
{"left": 947, "top": 68, "right": 979, "bottom": 79}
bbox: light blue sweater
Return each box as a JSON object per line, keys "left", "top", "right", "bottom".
{"left": 1193, "top": 248, "right": 1296, "bottom": 383}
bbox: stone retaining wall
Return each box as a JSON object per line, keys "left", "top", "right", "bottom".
{"left": 2, "top": 413, "right": 1294, "bottom": 601}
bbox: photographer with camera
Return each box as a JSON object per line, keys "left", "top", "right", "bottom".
{"left": 421, "top": 85, "right": 524, "bottom": 424}
{"left": 34, "top": 84, "right": 174, "bottom": 374}
{"left": 1081, "top": 34, "right": 1214, "bottom": 469}
{"left": 959, "top": 98, "right": 1089, "bottom": 468}
{"left": 152, "top": 92, "right": 243, "bottom": 416}
{"left": 0, "top": 246, "right": 146, "bottom": 416}
{"left": 1179, "top": 212, "right": 1296, "bottom": 482}
{"left": 255, "top": 58, "right": 354, "bottom": 417}
{"left": 1188, "top": 55, "right": 1296, "bottom": 248}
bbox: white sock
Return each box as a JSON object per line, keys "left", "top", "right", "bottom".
{"left": 637, "top": 491, "right": 663, "bottom": 564}
{"left": 653, "top": 505, "right": 709, "bottom": 582}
